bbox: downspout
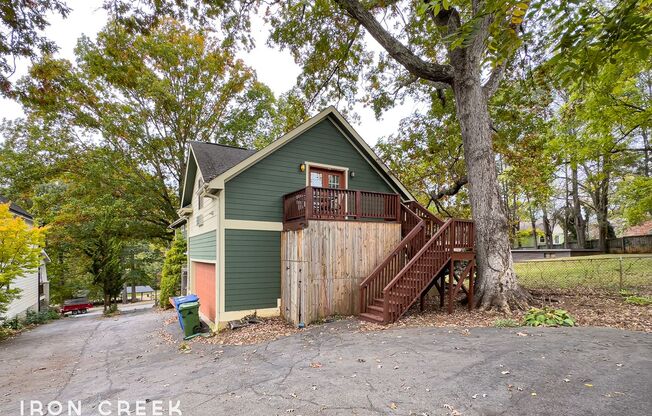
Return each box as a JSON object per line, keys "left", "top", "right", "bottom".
{"left": 203, "top": 188, "right": 220, "bottom": 330}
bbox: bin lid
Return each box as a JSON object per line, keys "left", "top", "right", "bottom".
{"left": 178, "top": 301, "right": 199, "bottom": 310}
{"left": 172, "top": 294, "right": 199, "bottom": 307}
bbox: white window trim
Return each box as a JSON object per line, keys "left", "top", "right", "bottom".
{"left": 304, "top": 161, "right": 349, "bottom": 189}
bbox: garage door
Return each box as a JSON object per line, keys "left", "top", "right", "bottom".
{"left": 194, "top": 262, "right": 216, "bottom": 322}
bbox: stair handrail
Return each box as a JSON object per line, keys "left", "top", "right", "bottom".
{"left": 407, "top": 201, "right": 445, "bottom": 226}
{"left": 380, "top": 219, "right": 455, "bottom": 322}
{"left": 359, "top": 204, "right": 424, "bottom": 313}
{"left": 383, "top": 218, "right": 454, "bottom": 294}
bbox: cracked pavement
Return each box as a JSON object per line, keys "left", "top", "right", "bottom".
{"left": 1, "top": 308, "right": 650, "bottom": 415}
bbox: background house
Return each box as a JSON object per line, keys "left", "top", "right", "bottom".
{"left": 123, "top": 285, "right": 157, "bottom": 302}
{"left": 514, "top": 220, "right": 566, "bottom": 248}
{"left": 0, "top": 196, "right": 50, "bottom": 319}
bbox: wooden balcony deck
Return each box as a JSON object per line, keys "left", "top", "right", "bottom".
{"left": 283, "top": 186, "right": 400, "bottom": 227}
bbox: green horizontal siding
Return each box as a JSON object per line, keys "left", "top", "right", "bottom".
{"left": 188, "top": 231, "right": 216, "bottom": 261}
{"left": 225, "top": 229, "right": 280, "bottom": 311}
{"left": 225, "top": 118, "right": 395, "bottom": 221}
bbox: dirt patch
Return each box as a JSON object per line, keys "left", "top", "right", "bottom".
{"left": 358, "top": 293, "right": 652, "bottom": 333}
{"left": 194, "top": 317, "right": 301, "bottom": 346}
{"left": 358, "top": 299, "right": 511, "bottom": 332}
{"left": 537, "top": 293, "right": 652, "bottom": 332}
{"left": 158, "top": 310, "right": 302, "bottom": 346}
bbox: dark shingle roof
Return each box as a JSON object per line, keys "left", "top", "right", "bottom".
{"left": 125, "top": 285, "right": 155, "bottom": 294}
{"left": 0, "top": 195, "right": 33, "bottom": 219}
{"left": 189, "top": 141, "right": 257, "bottom": 182}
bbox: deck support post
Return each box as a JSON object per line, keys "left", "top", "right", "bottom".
{"left": 448, "top": 260, "right": 454, "bottom": 314}
{"left": 468, "top": 263, "right": 474, "bottom": 311}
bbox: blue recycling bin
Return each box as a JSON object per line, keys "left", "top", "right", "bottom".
{"left": 171, "top": 294, "right": 199, "bottom": 330}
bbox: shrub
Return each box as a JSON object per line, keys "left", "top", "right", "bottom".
{"left": 103, "top": 303, "right": 119, "bottom": 316}
{"left": 624, "top": 295, "right": 652, "bottom": 306}
{"left": 493, "top": 318, "right": 521, "bottom": 328}
{"left": 0, "top": 325, "right": 17, "bottom": 341}
{"left": 24, "top": 309, "right": 60, "bottom": 325}
{"left": 159, "top": 232, "right": 187, "bottom": 308}
{"left": 524, "top": 307, "right": 575, "bottom": 327}
{"left": 2, "top": 316, "right": 22, "bottom": 331}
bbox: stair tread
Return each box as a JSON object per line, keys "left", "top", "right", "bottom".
{"left": 361, "top": 203, "right": 475, "bottom": 325}
{"left": 359, "top": 312, "right": 384, "bottom": 323}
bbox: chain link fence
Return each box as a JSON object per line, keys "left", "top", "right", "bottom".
{"left": 514, "top": 255, "right": 652, "bottom": 295}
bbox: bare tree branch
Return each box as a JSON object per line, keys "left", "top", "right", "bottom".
{"left": 429, "top": 176, "right": 468, "bottom": 201}
{"left": 334, "top": 0, "right": 454, "bottom": 84}
{"left": 483, "top": 60, "right": 507, "bottom": 99}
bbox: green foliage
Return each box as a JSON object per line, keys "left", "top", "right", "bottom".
{"left": 1, "top": 308, "right": 60, "bottom": 341}
{"left": 159, "top": 233, "right": 187, "bottom": 308}
{"left": 0, "top": 203, "right": 47, "bottom": 313}
{"left": 623, "top": 295, "right": 652, "bottom": 307}
{"left": 104, "top": 303, "right": 119, "bottom": 316}
{"left": 24, "top": 309, "right": 60, "bottom": 325}
{"left": 493, "top": 318, "right": 521, "bottom": 328}
{"left": 617, "top": 176, "right": 652, "bottom": 226}
{"left": 523, "top": 307, "right": 575, "bottom": 327}
{"left": 0, "top": 0, "right": 70, "bottom": 95}
{"left": 543, "top": 0, "right": 652, "bottom": 87}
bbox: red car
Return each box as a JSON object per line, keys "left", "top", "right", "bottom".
{"left": 61, "top": 298, "right": 94, "bottom": 315}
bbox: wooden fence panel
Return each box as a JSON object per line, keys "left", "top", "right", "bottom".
{"left": 281, "top": 220, "right": 401, "bottom": 325}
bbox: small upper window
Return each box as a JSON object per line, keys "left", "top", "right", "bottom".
{"left": 539, "top": 235, "right": 545, "bottom": 243}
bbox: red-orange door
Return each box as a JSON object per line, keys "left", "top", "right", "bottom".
{"left": 194, "top": 262, "right": 216, "bottom": 322}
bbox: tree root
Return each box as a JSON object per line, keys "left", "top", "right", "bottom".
{"left": 475, "top": 284, "right": 532, "bottom": 314}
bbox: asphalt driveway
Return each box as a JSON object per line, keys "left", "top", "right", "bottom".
{"left": 1, "top": 308, "right": 650, "bottom": 416}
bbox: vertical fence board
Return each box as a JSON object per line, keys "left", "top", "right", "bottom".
{"left": 280, "top": 220, "right": 401, "bottom": 325}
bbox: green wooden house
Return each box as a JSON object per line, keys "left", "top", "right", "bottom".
{"left": 174, "top": 107, "right": 476, "bottom": 328}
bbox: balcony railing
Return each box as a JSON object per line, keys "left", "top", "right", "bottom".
{"left": 283, "top": 186, "right": 400, "bottom": 223}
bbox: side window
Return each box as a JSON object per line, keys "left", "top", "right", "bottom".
{"left": 310, "top": 172, "right": 323, "bottom": 187}
{"left": 328, "top": 174, "right": 340, "bottom": 189}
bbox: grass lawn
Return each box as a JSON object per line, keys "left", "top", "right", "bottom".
{"left": 514, "top": 254, "right": 652, "bottom": 292}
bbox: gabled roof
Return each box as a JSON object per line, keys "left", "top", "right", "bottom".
{"left": 623, "top": 220, "right": 652, "bottom": 237}
{"left": 180, "top": 142, "right": 256, "bottom": 208}
{"left": 207, "top": 106, "right": 415, "bottom": 200}
{"left": 188, "top": 141, "right": 256, "bottom": 182}
{"left": 125, "top": 285, "right": 155, "bottom": 294}
{"left": 0, "top": 195, "right": 33, "bottom": 220}
{"left": 179, "top": 107, "right": 414, "bottom": 209}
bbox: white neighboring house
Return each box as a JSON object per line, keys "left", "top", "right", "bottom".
{"left": 0, "top": 196, "right": 50, "bottom": 319}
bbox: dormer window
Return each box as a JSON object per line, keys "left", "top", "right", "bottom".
{"left": 196, "top": 178, "right": 204, "bottom": 210}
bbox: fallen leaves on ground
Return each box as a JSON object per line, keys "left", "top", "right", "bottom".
{"left": 549, "top": 293, "right": 652, "bottom": 332}
{"left": 358, "top": 292, "right": 652, "bottom": 332}
{"left": 195, "top": 317, "right": 301, "bottom": 346}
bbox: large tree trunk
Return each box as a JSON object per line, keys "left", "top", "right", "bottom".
{"left": 331, "top": 0, "right": 528, "bottom": 311}
{"left": 451, "top": 63, "right": 528, "bottom": 312}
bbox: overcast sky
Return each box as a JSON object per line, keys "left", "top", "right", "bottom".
{"left": 0, "top": 0, "right": 420, "bottom": 146}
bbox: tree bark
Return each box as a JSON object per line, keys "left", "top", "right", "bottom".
{"left": 542, "top": 207, "right": 553, "bottom": 249}
{"left": 450, "top": 60, "right": 528, "bottom": 311}
{"left": 571, "top": 166, "right": 586, "bottom": 248}
{"left": 334, "top": 0, "right": 528, "bottom": 311}
{"left": 530, "top": 206, "right": 538, "bottom": 250}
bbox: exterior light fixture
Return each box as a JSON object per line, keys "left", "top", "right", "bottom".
{"left": 350, "top": 171, "right": 356, "bottom": 177}
{"left": 300, "top": 163, "right": 306, "bottom": 172}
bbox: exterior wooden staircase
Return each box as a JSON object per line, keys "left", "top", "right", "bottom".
{"left": 359, "top": 202, "right": 476, "bottom": 324}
